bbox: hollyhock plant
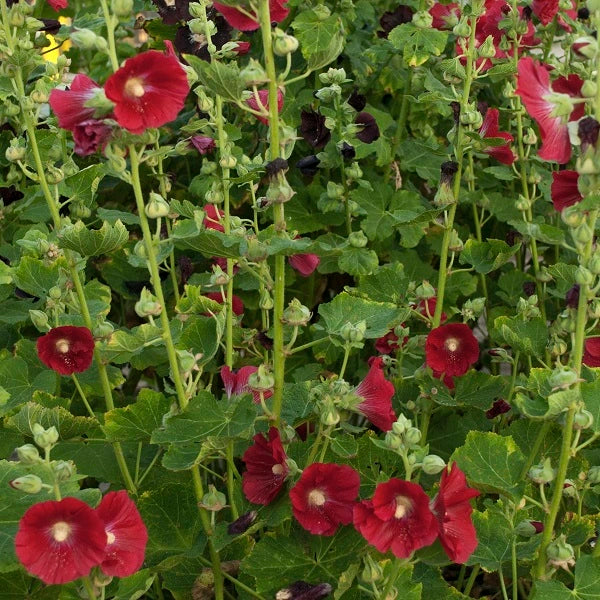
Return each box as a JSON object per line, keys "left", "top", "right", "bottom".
{"left": 36, "top": 326, "right": 95, "bottom": 376}
{"left": 425, "top": 323, "right": 479, "bottom": 378}
{"left": 48, "top": 74, "right": 106, "bottom": 131}
{"left": 220, "top": 365, "right": 273, "bottom": 403}
{"left": 353, "top": 479, "right": 438, "bottom": 558}
{"left": 95, "top": 491, "right": 148, "bottom": 577}
{"left": 300, "top": 110, "right": 331, "bottom": 149}
{"left": 516, "top": 57, "right": 584, "bottom": 163}
{"left": 478, "top": 108, "right": 516, "bottom": 165}
{"left": 551, "top": 170, "right": 582, "bottom": 211}
{"left": 72, "top": 120, "right": 112, "bottom": 156}
{"left": 355, "top": 112, "right": 380, "bottom": 143}
{"left": 214, "top": 0, "right": 289, "bottom": 32}
{"left": 104, "top": 49, "right": 190, "bottom": 134}
{"left": 432, "top": 464, "right": 480, "bottom": 563}
{"left": 375, "top": 330, "right": 407, "bottom": 355}
{"left": 203, "top": 204, "right": 225, "bottom": 231}
{"left": 242, "top": 427, "right": 288, "bottom": 504}
{"left": 414, "top": 297, "right": 447, "bottom": 323}
{"left": 353, "top": 357, "right": 396, "bottom": 431}
{"left": 289, "top": 463, "right": 360, "bottom": 536}
{"left": 247, "top": 89, "right": 285, "bottom": 125}
{"left": 15, "top": 497, "right": 107, "bottom": 585}
{"left": 532, "top": 0, "right": 577, "bottom": 28}
{"left": 191, "top": 136, "right": 216, "bottom": 155}
{"left": 583, "top": 338, "right": 600, "bottom": 367}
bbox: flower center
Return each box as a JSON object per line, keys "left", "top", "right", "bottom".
{"left": 394, "top": 496, "right": 413, "bottom": 519}
{"left": 124, "top": 77, "right": 146, "bottom": 98}
{"left": 271, "top": 464, "right": 284, "bottom": 476}
{"left": 106, "top": 531, "right": 116, "bottom": 545}
{"left": 308, "top": 489, "right": 326, "bottom": 507}
{"left": 51, "top": 521, "right": 71, "bottom": 542}
{"left": 55, "top": 339, "right": 70, "bottom": 354}
{"left": 445, "top": 337, "right": 459, "bottom": 352}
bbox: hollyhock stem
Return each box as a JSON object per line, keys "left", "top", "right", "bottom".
{"left": 129, "top": 144, "right": 224, "bottom": 598}
{"left": 258, "top": 0, "right": 286, "bottom": 426}
{"left": 385, "top": 69, "right": 413, "bottom": 182}
{"left": 534, "top": 209, "right": 599, "bottom": 577}
{"left": 99, "top": 0, "right": 119, "bottom": 71}
{"left": 381, "top": 559, "right": 407, "bottom": 599}
{"left": 81, "top": 576, "right": 97, "bottom": 599}
{"left": 423, "top": 15, "right": 478, "bottom": 444}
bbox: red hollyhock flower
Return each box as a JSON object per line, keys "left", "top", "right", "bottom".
{"left": 37, "top": 326, "right": 95, "bottom": 376}
{"left": 214, "top": 0, "right": 289, "bottom": 31}
{"left": 375, "top": 330, "right": 408, "bottom": 355}
{"left": 429, "top": 2, "right": 460, "bottom": 29}
{"left": 234, "top": 41, "right": 252, "bottom": 55}
{"left": 425, "top": 323, "right": 479, "bottom": 378}
{"left": 583, "top": 338, "right": 600, "bottom": 367}
{"left": 247, "top": 89, "right": 284, "bottom": 125}
{"left": 353, "top": 479, "right": 438, "bottom": 558}
{"left": 432, "top": 464, "right": 480, "bottom": 563}
{"left": 532, "top": 0, "right": 576, "bottom": 28}
{"left": 289, "top": 252, "right": 320, "bottom": 277}
{"left": 289, "top": 463, "right": 360, "bottom": 536}
{"left": 242, "top": 427, "right": 288, "bottom": 504}
{"left": 190, "top": 136, "right": 216, "bottom": 155}
{"left": 551, "top": 170, "right": 582, "bottom": 212}
{"left": 48, "top": 0, "right": 68, "bottom": 11}
{"left": 49, "top": 74, "right": 103, "bottom": 131}
{"left": 104, "top": 50, "right": 189, "bottom": 134}
{"left": 516, "top": 57, "right": 584, "bottom": 163}
{"left": 72, "top": 120, "right": 112, "bottom": 157}
{"left": 96, "top": 491, "right": 148, "bottom": 577}
{"left": 203, "top": 204, "right": 225, "bottom": 232}
{"left": 220, "top": 365, "right": 272, "bottom": 403}
{"left": 15, "top": 497, "right": 107, "bottom": 585}
{"left": 204, "top": 291, "right": 244, "bottom": 316}
{"left": 354, "top": 357, "right": 396, "bottom": 431}
{"left": 479, "top": 108, "right": 516, "bottom": 165}
{"left": 414, "top": 297, "right": 447, "bottom": 323}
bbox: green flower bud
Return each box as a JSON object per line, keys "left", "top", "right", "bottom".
{"left": 587, "top": 465, "right": 600, "bottom": 484}
{"left": 576, "top": 156, "right": 600, "bottom": 175}
{"left": 319, "top": 67, "right": 347, "bottom": 85}
{"left": 177, "top": 349, "right": 197, "bottom": 375}
{"left": 453, "top": 19, "right": 471, "bottom": 37}
{"left": 282, "top": 298, "right": 312, "bottom": 327}
{"left": 273, "top": 29, "right": 299, "bottom": 56}
{"left": 548, "top": 366, "right": 578, "bottom": 390}
{"left": 573, "top": 408, "right": 594, "bottom": 430}
{"left": 589, "top": 253, "right": 600, "bottom": 275}
{"left": 448, "top": 229, "right": 464, "bottom": 252}
{"left": 548, "top": 338, "right": 568, "bottom": 356}
{"left": 581, "top": 80, "right": 598, "bottom": 98}
{"left": 523, "top": 127, "right": 537, "bottom": 145}
{"left": 248, "top": 364, "right": 275, "bottom": 393}
{"left": 422, "top": 454, "right": 446, "bottom": 475}
{"left": 94, "top": 321, "right": 114, "bottom": 339}
{"left": 48, "top": 286, "right": 62, "bottom": 300}
{"left": 9, "top": 10, "right": 24, "bottom": 27}
{"left": 588, "top": 299, "right": 600, "bottom": 319}
{"left": 326, "top": 181, "right": 344, "bottom": 200}
{"left": 415, "top": 281, "right": 436, "bottom": 299}
{"left": 259, "top": 288, "right": 274, "bottom": 310}
{"left": 71, "top": 28, "right": 100, "bottom": 50}
{"left": 134, "top": 287, "right": 162, "bottom": 317}
{"left": 515, "top": 520, "right": 538, "bottom": 537}
{"left": 320, "top": 401, "right": 341, "bottom": 426}
{"left": 9, "top": 474, "right": 43, "bottom": 494}
{"left": 196, "top": 89, "right": 214, "bottom": 113}
{"left": 546, "top": 534, "right": 575, "bottom": 570}
{"left": 45, "top": 166, "right": 64, "bottom": 185}
{"left": 210, "top": 265, "right": 229, "bottom": 287}
{"left": 361, "top": 557, "right": 383, "bottom": 583}
{"left": 145, "top": 192, "right": 170, "bottom": 219}
{"left": 15, "top": 444, "right": 41, "bottom": 464}
{"left": 200, "top": 484, "right": 227, "bottom": 511}
{"left": 245, "top": 237, "right": 268, "bottom": 262}
{"left": 32, "top": 424, "right": 59, "bottom": 450}
{"left": 5, "top": 144, "right": 26, "bottom": 162}
{"left": 93, "top": 572, "right": 113, "bottom": 588}
{"left": 348, "top": 231, "right": 368, "bottom": 248}
{"left": 31, "top": 89, "right": 49, "bottom": 104}
{"left": 478, "top": 35, "right": 496, "bottom": 58}
{"left": 112, "top": 0, "right": 134, "bottom": 16}
{"left": 404, "top": 427, "right": 422, "bottom": 446}
{"left": 562, "top": 479, "right": 577, "bottom": 498}
{"left": 340, "top": 320, "right": 367, "bottom": 343}
{"left": 528, "top": 457, "right": 555, "bottom": 485}
{"left": 266, "top": 179, "right": 295, "bottom": 204}
{"left": 573, "top": 222, "right": 593, "bottom": 246}
{"left": 314, "top": 84, "right": 341, "bottom": 103}
{"left": 384, "top": 430, "right": 404, "bottom": 450}
{"left": 575, "top": 265, "right": 595, "bottom": 286}
{"left": 561, "top": 205, "right": 585, "bottom": 228}
{"left": 412, "top": 10, "right": 433, "bottom": 28}
{"left": 133, "top": 240, "right": 147, "bottom": 259}
{"left": 53, "top": 460, "right": 75, "bottom": 482}
{"left": 29, "top": 310, "right": 49, "bottom": 332}
{"left": 392, "top": 414, "right": 412, "bottom": 436}
{"left": 5, "top": 101, "right": 20, "bottom": 117}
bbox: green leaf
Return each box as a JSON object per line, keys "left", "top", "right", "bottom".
{"left": 581, "top": 379, "right": 600, "bottom": 434}
{"left": 60, "top": 165, "right": 105, "bottom": 208}
{"left": 96, "top": 207, "right": 140, "bottom": 226}
{"left": 460, "top": 239, "right": 521, "bottom": 274}
{"left": 338, "top": 246, "right": 379, "bottom": 276}
{"left": 58, "top": 220, "right": 129, "bottom": 257}
{"left": 356, "top": 262, "right": 409, "bottom": 304}
{"left": 509, "top": 221, "right": 566, "bottom": 246}
{"left": 530, "top": 581, "right": 571, "bottom": 600}
{"left": 388, "top": 23, "right": 448, "bottom": 66}
{"left": 113, "top": 569, "right": 156, "bottom": 600}
{"left": 12, "top": 255, "right": 61, "bottom": 298}
{"left": 453, "top": 372, "right": 509, "bottom": 411}
{"left": 151, "top": 392, "right": 257, "bottom": 445}
{"left": 104, "top": 390, "right": 170, "bottom": 442}
{"left": 413, "top": 563, "right": 471, "bottom": 600}
{"left": 452, "top": 431, "right": 526, "bottom": 499}
{"left": 177, "top": 314, "right": 224, "bottom": 367}
{"left": 171, "top": 219, "right": 245, "bottom": 258}
{"left": 493, "top": 316, "right": 548, "bottom": 358}
{"left": 331, "top": 433, "right": 359, "bottom": 458}
{"left": 318, "top": 292, "right": 404, "bottom": 339}
{"left": 292, "top": 10, "right": 341, "bottom": 62}
{"left": 574, "top": 554, "right": 600, "bottom": 599}
{"left": 186, "top": 57, "right": 244, "bottom": 105}
{"left": 468, "top": 505, "right": 514, "bottom": 570}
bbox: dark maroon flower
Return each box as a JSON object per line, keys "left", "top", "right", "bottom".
{"left": 174, "top": 16, "right": 231, "bottom": 62}
{"left": 340, "top": 142, "right": 356, "bottom": 160}
{"left": 531, "top": 521, "right": 544, "bottom": 533}
{"left": 478, "top": 108, "right": 516, "bottom": 165}
{"left": 425, "top": 323, "right": 479, "bottom": 378}
{"left": 242, "top": 428, "right": 288, "bottom": 505}
{"left": 151, "top": 0, "right": 191, "bottom": 23}
{"left": 15, "top": 497, "right": 107, "bottom": 585}
{"left": 432, "top": 464, "right": 480, "bottom": 563}
{"left": 72, "top": 119, "right": 112, "bottom": 156}
{"left": 551, "top": 171, "right": 582, "bottom": 212}
{"left": 353, "top": 479, "right": 438, "bottom": 558}
{"left": 290, "top": 463, "right": 360, "bottom": 536}
{"left": 523, "top": 281, "right": 537, "bottom": 297}
{"left": 355, "top": 112, "right": 380, "bottom": 143}
{"left": 348, "top": 90, "right": 366, "bottom": 111}
{"left": 275, "top": 581, "right": 332, "bottom": 600}
{"left": 565, "top": 284, "right": 580, "bottom": 308}
{"left": 227, "top": 511, "right": 257, "bottom": 535}
{"left": 578, "top": 116, "right": 600, "bottom": 151}
{"left": 296, "top": 155, "right": 320, "bottom": 176}
{"left": 96, "top": 491, "right": 148, "bottom": 578}
{"left": 300, "top": 110, "right": 331, "bottom": 149}
{"left": 178, "top": 255, "right": 194, "bottom": 284}
{"left": 378, "top": 4, "right": 414, "bottom": 38}
{"left": 37, "top": 326, "right": 95, "bottom": 376}
{"left": 485, "top": 398, "right": 512, "bottom": 419}
{"left": 354, "top": 357, "right": 396, "bottom": 431}
{"left": 190, "top": 136, "right": 216, "bottom": 155}
{"left": 265, "top": 157, "right": 289, "bottom": 178}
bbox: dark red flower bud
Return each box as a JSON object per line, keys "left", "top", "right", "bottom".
{"left": 578, "top": 116, "right": 600, "bottom": 151}
{"left": 265, "top": 158, "right": 289, "bottom": 178}
{"left": 348, "top": 89, "right": 367, "bottom": 111}
{"left": 531, "top": 521, "right": 544, "bottom": 533}
{"left": 341, "top": 142, "right": 356, "bottom": 160}
{"left": 227, "top": 511, "right": 258, "bottom": 535}
{"left": 378, "top": 4, "right": 414, "bottom": 38}
{"left": 300, "top": 110, "right": 331, "bottom": 149}
{"left": 355, "top": 112, "right": 380, "bottom": 143}
{"left": 190, "top": 136, "right": 216, "bottom": 155}
{"left": 178, "top": 256, "right": 194, "bottom": 284}
{"left": 578, "top": 7, "right": 590, "bottom": 19}
{"left": 522, "top": 281, "right": 537, "bottom": 297}
{"left": 566, "top": 284, "right": 580, "bottom": 308}
{"left": 485, "top": 398, "right": 512, "bottom": 419}
{"left": 450, "top": 101, "right": 460, "bottom": 125}
{"left": 296, "top": 155, "right": 320, "bottom": 177}
{"left": 440, "top": 161, "right": 459, "bottom": 185}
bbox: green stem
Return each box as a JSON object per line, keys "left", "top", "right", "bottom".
{"left": 81, "top": 576, "right": 97, "bottom": 599}
{"left": 338, "top": 344, "right": 351, "bottom": 379}
{"left": 511, "top": 538, "right": 518, "bottom": 600}
{"left": 99, "top": 0, "right": 119, "bottom": 71}
{"left": 385, "top": 69, "right": 413, "bottom": 181}
{"left": 520, "top": 421, "right": 550, "bottom": 480}
{"left": 463, "top": 565, "right": 480, "bottom": 596}
{"left": 258, "top": 0, "right": 285, "bottom": 426}
{"left": 72, "top": 375, "right": 97, "bottom": 421}
{"left": 498, "top": 568, "right": 509, "bottom": 600}
{"left": 196, "top": 555, "right": 266, "bottom": 600}
{"left": 381, "top": 559, "right": 406, "bottom": 599}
